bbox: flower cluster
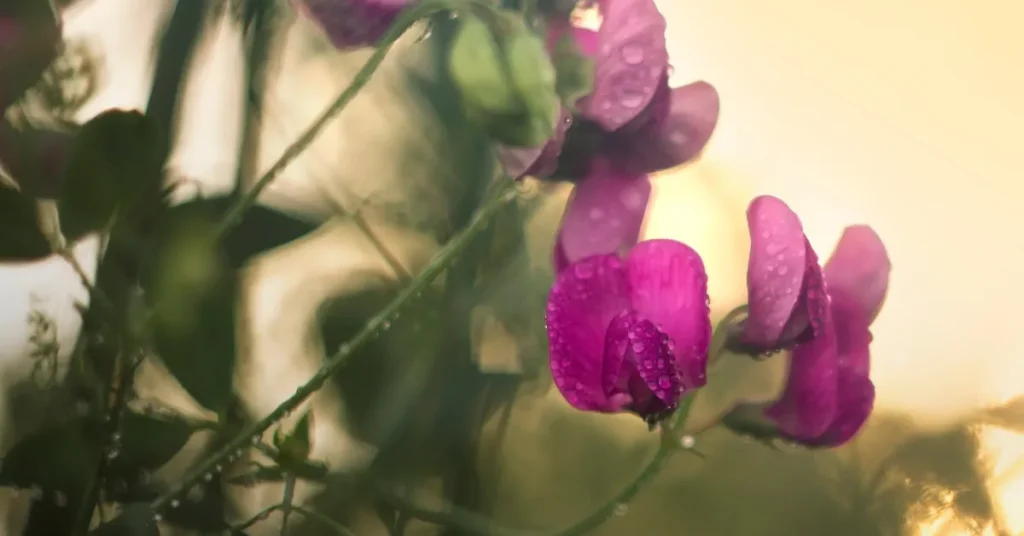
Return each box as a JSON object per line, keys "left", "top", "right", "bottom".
{"left": 296, "top": 0, "right": 891, "bottom": 448}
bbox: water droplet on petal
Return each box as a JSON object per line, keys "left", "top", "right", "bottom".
{"left": 620, "top": 43, "right": 644, "bottom": 65}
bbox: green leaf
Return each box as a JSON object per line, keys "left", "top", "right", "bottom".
{"left": 0, "top": 412, "right": 193, "bottom": 493}
{"left": 550, "top": 33, "right": 595, "bottom": 109}
{"left": 0, "top": 185, "right": 51, "bottom": 260}
{"left": 58, "top": 109, "right": 164, "bottom": 241}
{"left": 273, "top": 411, "right": 314, "bottom": 469}
{"left": 145, "top": 203, "right": 235, "bottom": 414}
{"left": 88, "top": 503, "right": 160, "bottom": 536}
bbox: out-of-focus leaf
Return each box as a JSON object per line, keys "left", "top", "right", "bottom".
{"left": 57, "top": 109, "right": 164, "bottom": 241}
{"left": 980, "top": 396, "right": 1024, "bottom": 433}
{"left": 88, "top": 502, "right": 160, "bottom": 536}
{"left": 111, "top": 412, "right": 193, "bottom": 480}
{"left": 0, "top": 412, "right": 193, "bottom": 492}
{"left": 0, "top": 122, "right": 73, "bottom": 198}
{"left": 0, "top": 184, "right": 51, "bottom": 260}
{"left": 144, "top": 203, "right": 234, "bottom": 413}
{"left": 550, "top": 33, "right": 594, "bottom": 109}
{"left": 0, "top": 417, "right": 98, "bottom": 491}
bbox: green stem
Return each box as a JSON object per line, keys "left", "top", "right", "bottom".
{"left": 149, "top": 181, "right": 518, "bottom": 513}
{"left": 377, "top": 395, "right": 699, "bottom": 536}
{"left": 215, "top": 0, "right": 487, "bottom": 239}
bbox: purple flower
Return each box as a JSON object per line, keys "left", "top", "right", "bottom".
{"left": 728, "top": 196, "right": 890, "bottom": 447}
{"left": 294, "top": 0, "right": 412, "bottom": 49}
{"left": 502, "top": 0, "right": 719, "bottom": 181}
{"left": 546, "top": 239, "right": 711, "bottom": 423}
{"left": 0, "top": 2, "right": 61, "bottom": 110}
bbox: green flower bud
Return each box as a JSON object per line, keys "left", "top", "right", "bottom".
{"left": 447, "top": 12, "right": 559, "bottom": 147}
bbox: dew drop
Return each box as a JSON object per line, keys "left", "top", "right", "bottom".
{"left": 203, "top": 473, "right": 213, "bottom": 482}
{"left": 54, "top": 491, "right": 67, "bottom": 507}
{"left": 614, "top": 503, "right": 629, "bottom": 516}
{"left": 680, "top": 435, "right": 696, "bottom": 449}
{"left": 620, "top": 43, "right": 644, "bottom": 65}
{"left": 170, "top": 499, "right": 180, "bottom": 508}
{"left": 153, "top": 514, "right": 162, "bottom": 522}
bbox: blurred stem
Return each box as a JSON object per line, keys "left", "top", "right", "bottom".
{"left": 149, "top": 180, "right": 518, "bottom": 512}
{"left": 145, "top": 0, "right": 207, "bottom": 159}
{"left": 708, "top": 304, "right": 748, "bottom": 367}
{"left": 215, "top": 0, "right": 496, "bottom": 239}
{"left": 376, "top": 395, "right": 698, "bottom": 536}
{"left": 234, "top": 0, "right": 280, "bottom": 195}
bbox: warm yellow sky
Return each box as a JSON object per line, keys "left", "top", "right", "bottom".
{"left": 647, "top": 0, "right": 1024, "bottom": 425}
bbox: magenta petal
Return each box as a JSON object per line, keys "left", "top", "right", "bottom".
{"left": 805, "top": 374, "right": 875, "bottom": 447}
{"left": 831, "top": 294, "right": 873, "bottom": 378}
{"left": 609, "top": 80, "right": 720, "bottom": 174}
{"left": 741, "top": 196, "right": 809, "bottom": 348}
{"left": 624, "top": 239, "right": 711, "bottom": 389}
{"left": 765, "top": 316, "right": 840, "bottom": 440}
{"left": 295, "top": 0, "right": 411, "bottom": 49}
{"left": 629, "top": 318, "right": 683, "bottom": 403}
{"left": 579, "top": 0, "right": 669, "bottom": 131}
{"left": 570, "top": 27, "right": 599, "bottom": 57}
{"left": 552, "top": 172, "right": 651, "bottom": 273}
{"left": 824, "top": 225, "right": 891, "bottom": 324}
{"left": 776, "top": 240, "right": 830, "bottom": 344}
{"left": 546, "top": 254, "right": 631, "bottom": 411}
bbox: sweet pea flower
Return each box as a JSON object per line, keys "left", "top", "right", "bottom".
{"left": 504, "top": 0, "right": 719, "bottom": 180}
{"left": 294, "top": 0, "right": 412, "bottom": 49}
{"left": 537, "top": 0, "right": 717, "bottom": 271}
{"left": 725, "top": 196, "right": 890, "bottom": 447}
{"left": 546, "top": 239, "right": 711, "bottom": 425}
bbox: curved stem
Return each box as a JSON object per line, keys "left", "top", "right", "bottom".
{"left": 376, "top": 395, "right": 698, "bottom": 536}
{"left": 215, "top": 0, "right": 489, "bottom": 239}
{"left": 149, "top": 180, "right": 518, "bottom": 512}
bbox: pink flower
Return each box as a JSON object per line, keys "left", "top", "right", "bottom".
{"left": 727, "top": 196, "right": 891, "bottom": 447}
{"left": 546, "top": 240, "right": 711, "bottom": 424}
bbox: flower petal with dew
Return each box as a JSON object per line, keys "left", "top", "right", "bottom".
{"left": 737, "top": 195, "right": 829, "bottom": 353}
{"left": 605, "top": 79, "right": 720, "bottom": 175}
{"left": 725, "top": 224, "right": 890, "bottom": 447}
{"left": 546, "top": 240, "right": 710, "bottom": 422}
{"left": 0, "top": 1, "right": 61, "bottom": 111}
{"left": 552, "top": 167, "right": 650, "bottom": 273}
{"left": 294, "top": 0, "right": 411, "bottom": 49}
{"left": 577, "top": 0, "right": 668, "bottom": 131}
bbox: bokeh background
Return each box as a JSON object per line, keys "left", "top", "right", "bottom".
{"left": 0, "top": 0, "right": 1021, "bottom": 534}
